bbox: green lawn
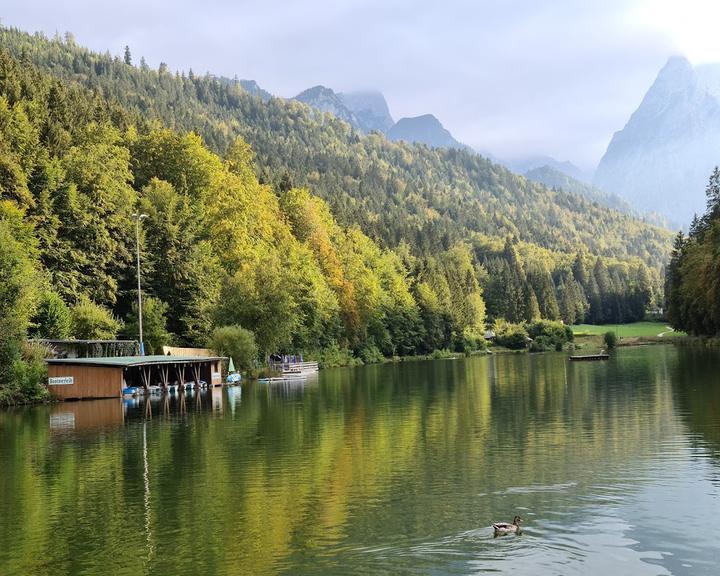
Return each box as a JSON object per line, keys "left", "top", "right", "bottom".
{"left": 571, "top": 322, "right": 686, "bottom": 338}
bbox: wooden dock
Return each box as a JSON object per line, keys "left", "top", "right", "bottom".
{"left": 569, "top": 353, "right": 610, "bottom": 361}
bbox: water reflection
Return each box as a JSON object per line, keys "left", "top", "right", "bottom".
{"left": 1, "top": 347, "right": 719, "bottom": 575}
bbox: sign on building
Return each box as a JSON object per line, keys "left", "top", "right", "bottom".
{"left": 48, "top": 376, "right": 74, "bottom": 386}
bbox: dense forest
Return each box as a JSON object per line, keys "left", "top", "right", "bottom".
{"left": 0, "top": 28, "right": 670, "bottom": 402}
{"left": 665, "top": 169, "right": 720, "bottom": 336}
{"left": 0, "top": 27, "right": 673, "bottom": 264}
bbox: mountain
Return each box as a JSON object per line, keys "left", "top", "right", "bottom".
{"left": 504, "top": 156, "right": 592, "bottom": 183}
{"left": 338, "top": 90, "right": 394, "bottom": 133}
{"left": 386, "top": 114, "right": 468, "bottom": 149}
{"left": 217, "top": 77, "right": 273, "bottom": 101}
{"left": 238, "top": 79, "right": 273, "bottom": 101}
{"left": 594, "top": 56, "right": 720, "bottom": 226}
{"left": 0, "top": 26, "right": 672, "bottom": 270}
{"left": 293, "top": 86, "right": 394, "bottom": 134}
{"left": 525, "top": 165, "right": 633, "bottom": 213}
{"left": 293, "top": 85, "right": 361, "bottom": 128}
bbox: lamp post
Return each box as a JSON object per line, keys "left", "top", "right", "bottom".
{"left": 132, "top": 213, "right": 148, "bottom": 355}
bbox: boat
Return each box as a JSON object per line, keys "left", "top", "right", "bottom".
{"left": 569, "top": 353, "right": 610, "bottom": 361}
{"left": 259, "top": 355, "right": 319, "bottom": 383}
{"left": 122, "top": 386, "right": 141, "bottom": 397}
{"left": 226, "top": 357, "right": 242, "bottom": 384}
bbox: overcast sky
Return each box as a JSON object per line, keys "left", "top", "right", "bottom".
{"left": 4, "top": 0, "right": 720, "bottom": 170}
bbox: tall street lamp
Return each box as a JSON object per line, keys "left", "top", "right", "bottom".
{"left": 132, "top": 213, "right": 148, "bottom": 355}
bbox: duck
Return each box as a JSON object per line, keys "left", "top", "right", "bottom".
{"left": 492, "top": 515, "right": 522, "bottom": 535}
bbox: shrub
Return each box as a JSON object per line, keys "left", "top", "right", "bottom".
{"left": 209, "top": 325, "right": 258, "bottom": 373}
{"left": 604, "top": 331, "right": 617, "bottom": 350}
{"left": 360, "top": 344, "right": 385, "bottom": 364}
{"left": 70, "top": 297, "right": 122, "bottom": 339}
{"left": 431, "top": 348, "right": 455, "bottom": 359}
{"left": 526, "top": 320, "right": 573, "bottom": 352}
{"left": 494, "top": 320, "right": 529, "bottom": 350}
{"left": 0, "top": 342, "right": 50, "bottom": 406}
{"left": 32, "top": 291, "right": 71, "bottom": 339}
{"left": 314, "top": 342, "right": 362, "bottom": 368}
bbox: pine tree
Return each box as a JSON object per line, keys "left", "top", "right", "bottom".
{"left": 123, "top": 45, "right": 132, "bottom": 66}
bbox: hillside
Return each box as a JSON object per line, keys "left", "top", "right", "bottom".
{"left": 504, "top": 156, "right": 591, "bottom": 183}
{"left": 0, "top": 28, "right": 673, "bottom": 271}
{"left": 595, "top": 56, "right": 720, "bottom": 226}
{"left": 525, "top": 165, "right": 633, "bottom": 213}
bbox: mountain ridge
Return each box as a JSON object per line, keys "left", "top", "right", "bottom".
{"left": 594, "top": 55, "right": 720, "bottom": 225}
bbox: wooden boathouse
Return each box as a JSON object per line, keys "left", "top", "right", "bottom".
{"left": 46, "top": 355, "right": 225, "bottom": 400}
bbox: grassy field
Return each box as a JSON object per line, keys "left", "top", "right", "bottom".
{"left": 571, "top": 322, "right": 686, "bottom": 338}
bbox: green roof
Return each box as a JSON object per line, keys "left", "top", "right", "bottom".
{"left": 46, "top": 355, "right": 225, "bottom": 368}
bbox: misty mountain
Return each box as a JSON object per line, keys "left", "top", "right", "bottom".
{"left": 386, "top": 114, "right": 468, "bottom": 149}
{"left": 238, "top": 79, "right": 273, "bottom": 101}
{"left": 504, "top": 156, "right": 592, "bottom": 183}
{"left": 293, "top": 85, "right": 361, "bottom": 128}
{"left": 525, "top": 165, "right": 632, "bottom": 212}
{"left": 338, "top": 90, "right": 395, "bottom": 133}
{"left": 216, "top": 77, "right": 273, "bottom": 101}
{"left": 293, "top": 86, "right": 395, "bottom": 134}
{"left": 594, "top": 56, "right": 720, "bottom": 226}
{"left": 293, "top": 85, "right": 466, "bottom": 150}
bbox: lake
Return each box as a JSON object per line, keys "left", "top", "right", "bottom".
{"left": 1, "top": 345, "right": 719, "bottom": 575}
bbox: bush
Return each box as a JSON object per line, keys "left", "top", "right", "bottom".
{"left": 360, "top": 344, "right": 384, "bottom": 364}
{"left": 314, "top": 342, "right": 362, "bottom": 368}
{"left": 529, "top": 335, "right": 552, "bottom": 352}
{"left": 209, "top": 325, "right": 258, "bottom": 373}
{"left": 70, "top": 297, "right": 122, "bottom": 339}
{"left": 460, "top": 327, "right": 487, "bottom": 353}
{"left": 493, "top": 320, "right": 529, "bottom": 350}
{"left": 431, "top": 348, "right": 455, "bottom": 359}
{"left": 526, "top": 320, "right": 573, "bottom": 352}
{"left": 0, "top": 342, "right": 50, "bottom": 406}
{"left": 32, "top": 291, "right": 72, "bottom": 339}
{"left": 604, "top": 331, "right": 617, "bottom": 350}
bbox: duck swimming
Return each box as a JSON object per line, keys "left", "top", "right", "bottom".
{"left": 492, "top": 515, "right": 522, "bottom": 535}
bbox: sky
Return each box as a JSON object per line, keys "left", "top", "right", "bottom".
{"left": 4, "top": 0, "right": 720, "bottom": 171}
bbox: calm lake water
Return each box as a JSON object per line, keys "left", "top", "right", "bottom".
{"left": 2, "top": 345, "right": 720, "bottom": 575}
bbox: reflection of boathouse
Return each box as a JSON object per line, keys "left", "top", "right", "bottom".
{"left": 47, "top": 355, "right": 225, "bottom": 400}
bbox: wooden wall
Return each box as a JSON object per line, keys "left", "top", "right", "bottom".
{"left": 48, "top": 365, "right": 123, "bottom": 400}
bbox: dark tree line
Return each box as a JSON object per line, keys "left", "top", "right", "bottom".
{"left": 665, "top": 168, "right": 720, "bottom": 336}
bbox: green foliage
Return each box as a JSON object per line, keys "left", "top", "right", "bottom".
{"left": 493, "top": 320, "right": 530, "bottom": 350}
{"left": 32, "top": 290, "right": 72, "bottom": 339}
{"left": 604, "top": 331, "right": 617, "bottom": 350}
{"left": 526, "top": 319, "right": 573, "bottom": 351}
{"left": 124, "top": 296, "right": 171, "bottom": 355}
{"left": 0, "top": 201, "right": 42, "bottom": 387}
{"left": 209, "top": 325, "right": 258, "bottom": 374}
{"left": 665, "top": 168, "right": 720, "bottom": 336}
{"left": 0, "top": 342, "right": 50, "bottom": 405}
{"left": 70, "top": 297, "right": 122, "bottom": 339}
{"left": 311, "top": 343, "right": 363, "bottom": 369}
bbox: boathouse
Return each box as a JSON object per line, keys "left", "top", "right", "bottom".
{"left": 46, "top": 355, "right": 225, "bottom": 400}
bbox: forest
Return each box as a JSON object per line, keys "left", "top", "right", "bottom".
{"left": 665, "top": 168, "right": 720, "bottom": 337}
{"left": 0, "top": 28, "right": 668, "bottom": 402}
